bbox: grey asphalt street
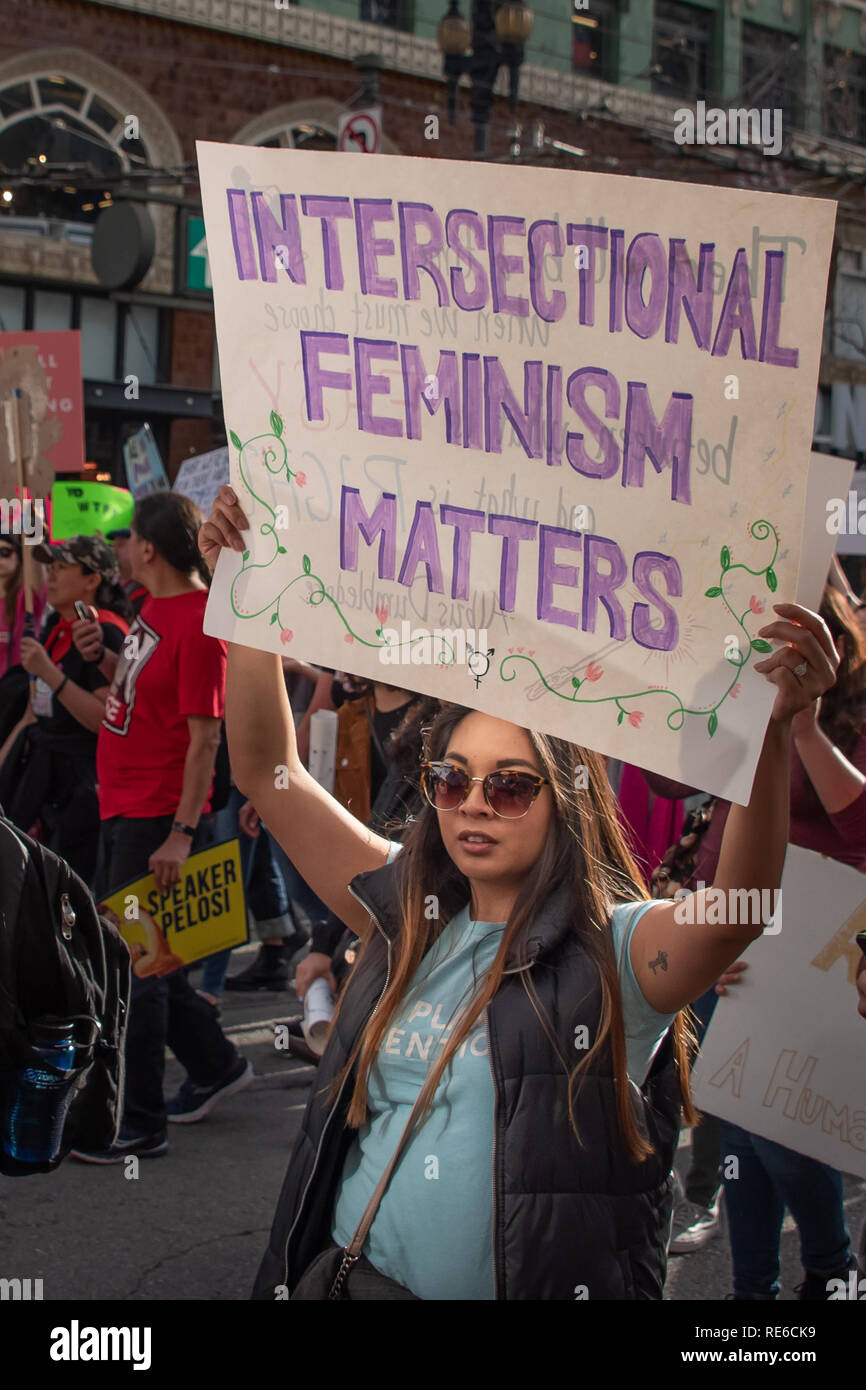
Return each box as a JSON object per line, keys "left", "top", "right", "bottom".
{"left": 2, "top": 944, "right": 864, "bottom": 1301}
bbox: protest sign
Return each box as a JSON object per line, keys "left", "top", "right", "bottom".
{"left": 123, "top": 422, "right": 169, "bottom": 500}
{"left": 692, "top": 845, "right": 866, "bottom": 1179}
{"left": 197, "top": 143, "right": 836, "bottom": 804}
{"left": 51, "top": 480, "right": 134, "bottom": 541}
{"left": 173, "top": 446, "right": 230, "bottom": 516}
{"left": 0, "top": 331, "right": 84, "bottom": 495}
{"left": 796, "top": 452, "right": 856, "bottom": 610}
{"left": 827, "top": 465, "right": 866, "bottom": 558}
{"left": 98, "top": 839, "right": 248, "bottom": 972}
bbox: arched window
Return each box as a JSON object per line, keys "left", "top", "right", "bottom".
{"left": 0, "top": 50, "right": 181, "bottom": 297}
{"left": 0, "top": 72, "right": 151, "bottom": 223}
{"left": 234, "top": 99, "right": 398, "bottom": 155}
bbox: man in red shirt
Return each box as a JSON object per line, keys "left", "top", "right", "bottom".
{"left": 70, "top": 493, "right": 252, "bottom": 1162}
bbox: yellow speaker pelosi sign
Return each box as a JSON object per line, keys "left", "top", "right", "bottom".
{"left": 98, "top": 839, "right": 248, "bottom": 977}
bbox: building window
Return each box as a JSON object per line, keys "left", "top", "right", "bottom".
{"left": 123, "top": 304, "right": 159, "bottom": 387}
{"left": 824, "top": 46, "right": 866, "bottom": 147}
{"left": 360, "top": 0, "right": 413, "bottom": 32}
{"left": 33, "top": 288, "right": 71, "bottom": 331}
{"left": 741, "top": 22, "right": 800, "bottom": 132}
{"left": 572, "top": 0, "right": 616, "bottom": 82}
{"left": 80, "top": 295, "right": 117, "bottom": 380}
{"left": 0, "top": 72, "right": 151, "bottom": 225}
{"left": 0, "top": 283, "right": 25, "bottom": 331}
{"left": 652, "top": 0, "right": 714, "bottom": 104}
{"left": 0, "top": 283, "right": 165, "bottom": 385}
{"left": 258, "top": 124, "right": 337, "bottom": 152}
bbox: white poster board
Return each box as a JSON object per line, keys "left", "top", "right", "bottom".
{"left": 797, "top": 452, "right": 856, "bottom": 609}
{"left": 198, "top": 141, "right": 836, "bottom": 805}
{"left": 692, "top": 845, "right": 866, "bottom": 1179}
{"left": 173, "top": 446, "right": 230, "bottom": 517}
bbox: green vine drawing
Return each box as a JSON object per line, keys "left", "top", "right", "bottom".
{"left": 498, "top": 519, "right": 780, "bottom": 739}
{"left": 228, "top": 414, "right": 456, "bottom": 666}
{"left": 229, "top": 416, "right": 779, "bottom": 740}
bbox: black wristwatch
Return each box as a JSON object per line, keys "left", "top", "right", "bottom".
{"left": 171, "top": 821, "right": 197, "bottom": 838}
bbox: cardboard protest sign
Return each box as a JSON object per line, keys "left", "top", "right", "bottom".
{"left": 198, "top": 143, "right": 836, "bottom": 804}
{"left": 123, "top": 423, "right": 169, "bottom": 500}
{"left": 828, "top": 466, "right": 866, "bottom": 558}
{"left": 795, "top": 453, "right": 856, "bottom": 610}
{"left": 692, "top": 846, "right": 866, "bottom": 1179}
{"left": 173, "top": 446, "right": 230, "bottom": 516}
{"left": 98, "top": 839, "right": 248, "bottom": 972}
{"left": 51, "top": 480, "right": 134, "bottom": 541}
{"left": 0, "top": 331, "right": 84, "bottom": 496}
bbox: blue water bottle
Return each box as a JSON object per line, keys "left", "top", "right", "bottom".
{"left": 1, "top": 1022, "right": 77, "bottom": 1164}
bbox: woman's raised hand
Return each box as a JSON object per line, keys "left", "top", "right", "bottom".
{"left": 198, "top": 485, "right": 250, "bottom": 573}
{"left": 752, "top": 602, "right": 839, "bottom": 724}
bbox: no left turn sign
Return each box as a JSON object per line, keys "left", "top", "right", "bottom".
{"left": 337, "top": 107, "right": 382, "bottom": 154}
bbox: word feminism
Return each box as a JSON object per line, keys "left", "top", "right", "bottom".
{"left": 225, "top": 192, "right": 798, "bottom": 362}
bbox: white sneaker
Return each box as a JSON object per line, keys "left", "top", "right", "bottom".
{"left": 669, "top": 1198, "right": 721, "bottom": 1254}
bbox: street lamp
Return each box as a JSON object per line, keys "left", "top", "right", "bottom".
{"left": 436, "top": 0, "right": 534, "bottom": 156}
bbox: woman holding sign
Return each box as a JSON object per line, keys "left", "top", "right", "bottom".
{"left": 201, "top": 484, "right": 839, "bottom": 1301}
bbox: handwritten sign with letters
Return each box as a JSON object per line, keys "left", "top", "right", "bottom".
{"left": 198, "top": 142, "right": 835, "bottom": 803}
{"left": 692, "top": 846, "right": 866, "bottom": 1180}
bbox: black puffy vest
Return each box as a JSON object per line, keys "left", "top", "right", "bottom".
{"left": 252, "top": 860, "right": 682, "bottom": 1300}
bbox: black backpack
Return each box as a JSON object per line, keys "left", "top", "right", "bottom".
{"left": 0, "top": 813, "right": 131, "bottom": 1176}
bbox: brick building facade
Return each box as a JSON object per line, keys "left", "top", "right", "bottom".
{"left": 0, "top": 0, "right": 586, "bottom": 477}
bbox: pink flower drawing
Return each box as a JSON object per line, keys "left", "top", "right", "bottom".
{"left": 730, "top": 684, "right": 741, "bottom": 699}
{"left": 344, "top": 632, "right": 354, "bottom": 643}
{"left": 280, "top": 629, "right": 293, "bottom": 644}
{"left": 627, "top": 711, "right": 644, "bottom": 729}
{"left": 295, "top": 472, "right": 307, "bottom": 487}
{"left": 748, "top": 596, "right": 764, "bottom": 615}
{"left": 375, "top": 603, "right": 389, "bottom": 623}
{"left": 585, "top": 662, "right": 604, "bottom": 682}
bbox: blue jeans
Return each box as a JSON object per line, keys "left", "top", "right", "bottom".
{"left": 719, "top": 1119, "right": 851, "bottom": 1298}
{"left": 269, "top": 836, "right": 330, "bottom": 932}
{"left": 200, "top": 788, "right": 293, "bottom": 995}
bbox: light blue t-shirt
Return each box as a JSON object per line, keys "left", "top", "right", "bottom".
{"left": 332, "top": 844, "right": 674, "bottom": 1300}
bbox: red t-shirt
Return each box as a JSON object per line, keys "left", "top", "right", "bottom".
{"left": 97, "top": 589, "right": 226, "bottom": 820}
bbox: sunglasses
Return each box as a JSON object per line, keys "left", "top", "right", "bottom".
{"left": 420, "top": 761, "right": 549, "bottom": 819}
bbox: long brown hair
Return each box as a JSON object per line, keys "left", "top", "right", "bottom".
{"left": 332, "top": 704, "right": 697, "bottom": 1163}
{"left": 818, "top": 585, "right": 866, "bottom": 756}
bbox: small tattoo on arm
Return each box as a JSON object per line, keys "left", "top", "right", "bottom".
{"left": 648, "top": 950, "right": 669, "bottom": 974}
